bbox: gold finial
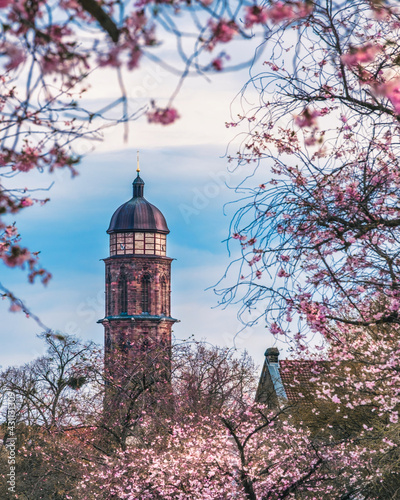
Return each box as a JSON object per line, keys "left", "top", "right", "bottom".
{"left": 136, "top": 150, "right": 140, "bottom": 174}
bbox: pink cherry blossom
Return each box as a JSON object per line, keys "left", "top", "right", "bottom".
{"left": 98, "top": 46, "right": 122, "bottom": 68}
{"left": 295, "top": 108, "right": 322, "bottom": 128}
{"left": 147, "top": 106, "right": 180, "bottom": 125}
{"left": 127, "top": 46, "right": 142, "bottom": 70}
{"left": 266, "top": 1, "right": 313, "bottom": 24}
{"left": 268, "top": 2, "right": 295, "bottom": 22}
{"left": 232, "top": 233, "right": 246, "bottom": 241}
{"left": 3, "top": 246, "right": 31, "bottom": 267}
{"left": 211, "top": 57, "right": 223, "bottom": 71}
{"left": 9, "top": 302, "right": 22, "bottom": 312}
{"left": 244, "top": 5, "right": 268, "bottom": 28}
{"left": 20, "top": 197, "right": 33, "bottom": 207}
{"left": 207, "top": 20, "right": 237, "bottom": 50}
{"left": 1, "top": 42, "right": 26, "bottom": 70}
{"left": 341, "top": 43, "right": 382, "bottom": 68}
{"left": 374, "top": 77, "right": 400, "bottom": 114}
{"left": 126, "top": 10, "right": 147, "bottom": 30}
{"left": 296, "top": 1, "right": 314, "bottom": 18}
{"left": 12, "top": 146, "right": 40, "bottom": 172}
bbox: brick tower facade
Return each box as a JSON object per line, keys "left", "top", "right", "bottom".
{"left": 99, "top": 166, "right": 177, "bottom": 379}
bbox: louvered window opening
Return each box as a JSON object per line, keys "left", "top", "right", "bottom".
{"left": 161, "top": 278, "right": 168, "bottom": 315}
{"left": 142, "top": 275, "right": 150, "bottom": 313}
{"left": 119, "top": 274, "right": 128, "bottom": 314}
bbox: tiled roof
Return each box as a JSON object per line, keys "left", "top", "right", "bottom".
{"left": 279, "top": 360, "right": 327, "bottom": 402}
{"left": 63, "top": 426, "right": 95, "bottom": 443}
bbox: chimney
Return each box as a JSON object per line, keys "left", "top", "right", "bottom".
{"left": 265, "top": 347, "right": 279, "bottom": 364}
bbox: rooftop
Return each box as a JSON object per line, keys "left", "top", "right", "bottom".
{"left": 107, "top": 174, "right": 169, "bottom": 234}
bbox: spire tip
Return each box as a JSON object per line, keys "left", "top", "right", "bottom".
{"left": 136, "top": 150, "right": 140, "bottom": 174}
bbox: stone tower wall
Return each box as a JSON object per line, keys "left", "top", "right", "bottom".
{"left": 104, "top": 255, "right": 172, "bottom": 317}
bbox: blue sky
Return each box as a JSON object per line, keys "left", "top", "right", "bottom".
{"left": 1, "top": 43, "right": 285, "bottom": 370}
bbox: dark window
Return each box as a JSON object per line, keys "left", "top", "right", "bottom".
{"left": 106, "top": 269, "right": 112, "bottom": 316}
{"left": 105, "top": 331, "right": 111, "bottom": 351}
{"left": 161, "top": 277, "right": 168, "bottom": 315}
{"left": 119, "top": 271, "right": 128, "bottom": 314}
{"left": 142, "top": 275, "right": 151, "bottom": 313}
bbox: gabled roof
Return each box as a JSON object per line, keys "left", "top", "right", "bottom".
{"left": 279, "top": 360, "right": 326, "bottom": 402}
{"left": 256, "top": 348, "right": 326, "bottom": 406}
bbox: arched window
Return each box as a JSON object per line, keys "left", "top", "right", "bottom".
{"left": 106, "top": 269, "right": 112, "bottom": 316}
{"left": 119, "top": 270, "right": 128, "bottom": 314}
{"left": 161, "top": 276, "right": 168, "bottom": 315}
{"left": 141, "top": 274, "right": 151, "bottom": 313}
{"left": 105, "top": 330, "right": 111, "bottom": 351}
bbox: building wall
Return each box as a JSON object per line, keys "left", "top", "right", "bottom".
{"left": 104, "top": 255, "right": 172, "bottom": 318}
{"left": 101, "top": 252, "right": 175, "bottom": 383}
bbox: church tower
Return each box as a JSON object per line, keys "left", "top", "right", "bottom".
{"left": 99, "top": 159, "right": 177, "bottom": 379}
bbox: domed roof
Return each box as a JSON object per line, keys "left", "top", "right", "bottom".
{"left": 107, "top": 174, "right": 169, "bottom": 234}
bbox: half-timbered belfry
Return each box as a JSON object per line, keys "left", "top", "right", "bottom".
{"left": 99, "top": 155, "right": 177, "bottom": 378}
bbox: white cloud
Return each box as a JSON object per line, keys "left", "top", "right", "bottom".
{"left": 1, "top": 33, "right": 279, "bottom": 372}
